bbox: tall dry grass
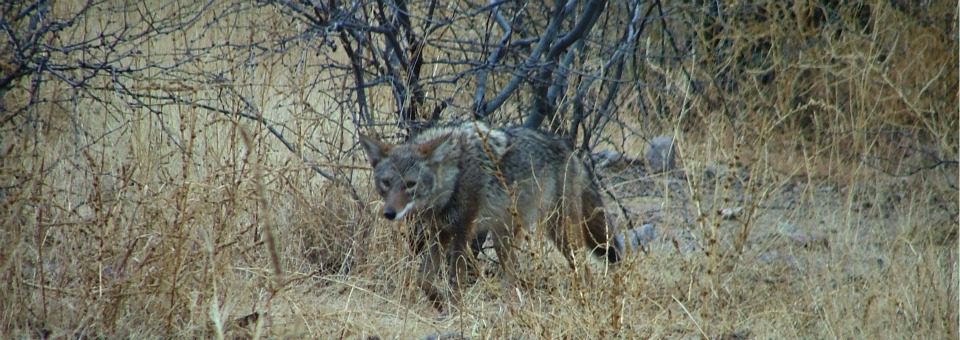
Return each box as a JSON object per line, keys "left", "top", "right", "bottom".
{"left": 1, "top": 0, "right": 956, "bottom": 338}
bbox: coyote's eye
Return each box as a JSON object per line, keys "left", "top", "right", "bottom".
{"left": 404, "top": 180, "right": 417, "bottom": 189}
{"left": 379, "top": 179, "right": 391, "bottom": 189}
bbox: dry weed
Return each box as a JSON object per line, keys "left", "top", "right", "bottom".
{"left": 1, "top": 0, "right": 956, "bottom": 338}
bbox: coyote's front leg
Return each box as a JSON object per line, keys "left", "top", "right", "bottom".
{"left": 410, "top": 221, "right": 448, "bottom": 311}
{"left": 444, "top": 226, "right": 473, "bottom": 310}
{"left": 489, "top": 227, "right": 523, "bottom": 304}
{"left": 415, "top": 223, "right": 473, "bottom": 313}
{"left": 417, "top": 240, "right": 446, "bottom": 311}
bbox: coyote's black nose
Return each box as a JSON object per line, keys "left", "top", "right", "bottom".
{"left": 383, "top": 208, "right": 396, "bottom": 220}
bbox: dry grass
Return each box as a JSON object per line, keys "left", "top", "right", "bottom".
{"left": 1, "top": 0, "right": 957, "bottom": 338}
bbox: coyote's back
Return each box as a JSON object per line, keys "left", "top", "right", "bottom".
{"left": 359, "top": 122, "right": 620, "bottom": 311}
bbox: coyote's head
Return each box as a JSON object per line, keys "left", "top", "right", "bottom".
{"left": 358, "top": 134, "right": 459, "bottom": 220}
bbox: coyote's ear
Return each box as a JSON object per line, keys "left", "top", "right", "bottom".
{"left": 418, "top": 135, "right": 456, "bottom": 164}
{"left": 359, "top": 134, "right": 392, "bottom": 167}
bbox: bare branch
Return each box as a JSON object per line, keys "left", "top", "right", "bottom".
{"left": 472, "top": 0, "right": 514, "bottom": 120}
{"left": 478, "top": 1, "right": 567, "bottom": 117}
{"left": 525, "top": 0, "right": 607, "bottom": 130}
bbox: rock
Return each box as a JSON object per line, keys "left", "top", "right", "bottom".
{"left": 757, "top": 249, "right": 780, "bottom": 264}
{"left": 788, "top": 232, "right": 829, "bottom": 249}
{"left": 757, "top": 249, "right": 801, "bottom": 269}
{"left": 423, "top": 332, "right": 466, "bottom": 340}
{"left": 777, "top": 221, "right": 798, "bottom": 235}
{"left": 777, "top": 221, "right": 829, "bottom": 249}
{"left": 719, "top": 206, "right": 744, "bottom": 220}
{"left": 616, "top": 223, "right": 656, "bottom": 253}
{"left": 592, "top": 150, "right": 624, "bottom": 168}
{"left": 645, "top": 136, "right": 676, "bottom": 173}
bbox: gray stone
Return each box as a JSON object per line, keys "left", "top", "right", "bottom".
{"left": 592, "top": 150, "right": 624, "bottom": 169}
{"left": 616, "top": 223, "right": 656, "bottom": 253}
{"left": 645, "top": 135, "right": 676, "bottom": 173}
{"left": 720, "top": 206, "right": 744, "bottom": 220}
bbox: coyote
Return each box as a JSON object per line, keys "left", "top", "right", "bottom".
{"left": 359, "top": 121, "right": 621, "bottom": 310}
